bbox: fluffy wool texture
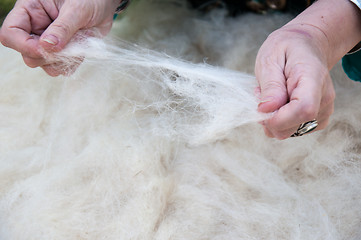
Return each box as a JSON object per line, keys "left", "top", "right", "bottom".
{"left": 1, "top": 1, "right": 361, "bottom": 239}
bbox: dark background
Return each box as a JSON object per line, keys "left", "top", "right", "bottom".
{"left": 0, "top": 0, "right": 16, "bottom": 25}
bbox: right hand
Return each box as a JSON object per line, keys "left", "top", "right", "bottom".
{"left": 255, "top": 24, "right": 335, "bottom": 139}
{"left": 255, "top": 0, "right": 361, "bottom": 139}
{"left": 0, "top": 0, "right": 120, "bottom": 76}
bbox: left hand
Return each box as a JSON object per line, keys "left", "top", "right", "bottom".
{"left": 0, "top": 0, "right": 119, "bottom": 76}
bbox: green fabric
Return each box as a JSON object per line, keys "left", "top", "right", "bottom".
{"left": 342, "top": 50, "right": 361, "bottom": 82}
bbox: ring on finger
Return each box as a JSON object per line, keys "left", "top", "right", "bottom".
{"left": 290, "top": 119, "right": 318, "bottom": 137}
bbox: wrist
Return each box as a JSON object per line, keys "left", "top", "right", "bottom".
{"left": 285, "top": 0, "right": 361, "bottom": 69}
{"left": 277, "top": 23, "right": 330, "bottom": 67}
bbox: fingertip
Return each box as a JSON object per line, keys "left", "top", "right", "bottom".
{"left": 41, "top": 34, "right": 59, "bottom": 46}
{"left": 257, "top": 97, "right": 280, "bottom": 113}
{"left": 39, "top": 6, "right": 83, "bottom": 52}
{"left": 42, "top": 66, "right": 62, "bottom": 77}
{"left": 40, "top": 34, "right": 62, "bottom": 52}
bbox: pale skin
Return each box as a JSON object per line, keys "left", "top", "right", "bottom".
{"left": 256, "top": 0, "right": 361, "bottom": 139}
{"left": 0, "top": 0, "right": 119, "bottom": 76}
{"left": 0, "top": 0, "right": 361, "bottom": 139}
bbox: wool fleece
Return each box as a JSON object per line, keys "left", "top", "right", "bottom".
{"left": 0, "top": 1, "right": 361, "bottom": 239}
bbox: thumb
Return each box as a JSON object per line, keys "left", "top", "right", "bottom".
{"left": 256, "top": 59, "right": 289, "bottom": 113}
{"left": 40, "top": 4, "right": 85, "bottom": 52}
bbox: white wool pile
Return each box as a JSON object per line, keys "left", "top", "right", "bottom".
{"left": 1, "top": 0, "right": 361, "bottom": 239}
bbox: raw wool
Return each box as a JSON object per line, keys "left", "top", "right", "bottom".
{"left": 0, "top": 1, "right": 361, "bottom": 240}
{"left": 112, "top": 0, "right": 291, "bottom": 72}
{"left": 43, "top": 37, "right": 266, "bottom": 145}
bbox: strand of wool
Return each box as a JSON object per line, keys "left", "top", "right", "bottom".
{"left": 43, "top": 36, "right": 268, "bottom": 145}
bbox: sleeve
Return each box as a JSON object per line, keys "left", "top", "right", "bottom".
{"left": 350, "top": 0, "right": 361, "bottom": 9}
{"left": 113, "top": 0, "right": 130, "bottom": 20}
{"left": 342, "top": 49, "right": 361, "bottom": 82}
{"left": 341, "top": 0, "right": 361, "bottom": 82}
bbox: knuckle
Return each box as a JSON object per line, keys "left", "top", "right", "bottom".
{"left": 260, "top": 82, "right": 287, "bottom": 102}
{"left": 258, "top": 55, "right": 281, "bottom": 74}
{"left": 299, "top": 103, "right": 318, "bottom": 121}
{"left": 52, "top": 22, "right": 72, "bottom": 37}
{"left": 263, "top": 80, "right": 284, "bottom": 92}
{"left": 25, "top": 0, "right": 43, "bottom": 10}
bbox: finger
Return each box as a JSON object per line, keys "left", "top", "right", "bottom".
{"left": 264, "top": 98, "right": 319, "bottom": 139}
{"left": 315, "top": 119, "right": 329, "bottom": 131}
{"left": 256, "top": 47, "right": 289, "bottom": 114}
{"left": 266, "top": 99, "right": 333, "bottom": 139}
{"left": 268, "top": 89, "right": 333, "bottom": 139}
{"left": 25, "top": 1, "right": 58, "bottom": 36}
{"left": 41, "top": 59, "right": 81, "bottom": 77}
{"left": 0, "top": 8, "right": 42, "bottom": 58}
{"left": 268, "top": 61, "right": 334, "bottom": 139}
{"left": 262, "top": 125, "right": 275, "bottom": 138}
{"left": 39, "top": 2, "right": 87, "bottom": 52}
{"left": 266, "top": 64, "right": 325, "bottom": 133}
{"left": 320, "top": 76, "right": 336, "bottom": 113}
{"left": 41, "top": 63, "right": 65, "bottom": 77}
{"left": 22, "top": 55, "right": 47, "bottom": 68}
{"left": 314, "top": 100, "right": 334, "bottom": 129}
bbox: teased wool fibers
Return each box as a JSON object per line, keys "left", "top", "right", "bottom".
{"left": 1, "top": 1, "right": 361, "bottom": 239}
{"left": 42, "top": 37, "right": 266, "bottom": 145}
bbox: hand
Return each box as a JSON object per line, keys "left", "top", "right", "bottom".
{"left": 255, "top": 0, "right": 361, "bottom": 140}
{"left": 255, "top": 24, "right": 335, "bottom": 139}
{"left": 0, "top": 0, "right": 119, "bottom": 76}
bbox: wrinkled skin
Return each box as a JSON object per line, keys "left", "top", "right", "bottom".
{"left": 256, "top": 0, "right": 361, "bottom": 139}
{"left": 255, "top": 24, "right": 335, "bottom": 139}
{"left": 0, "top": 0, "right": 118, "bottom": 76}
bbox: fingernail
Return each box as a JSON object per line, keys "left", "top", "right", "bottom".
{"left": 260, "top": 97, "right": 273, "bottom": 103}
{"left": 42, "top": 35, "right": 59, "bottom": 45}
{"left": 258, "top": 97, "right": 273, "bottom": 108}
